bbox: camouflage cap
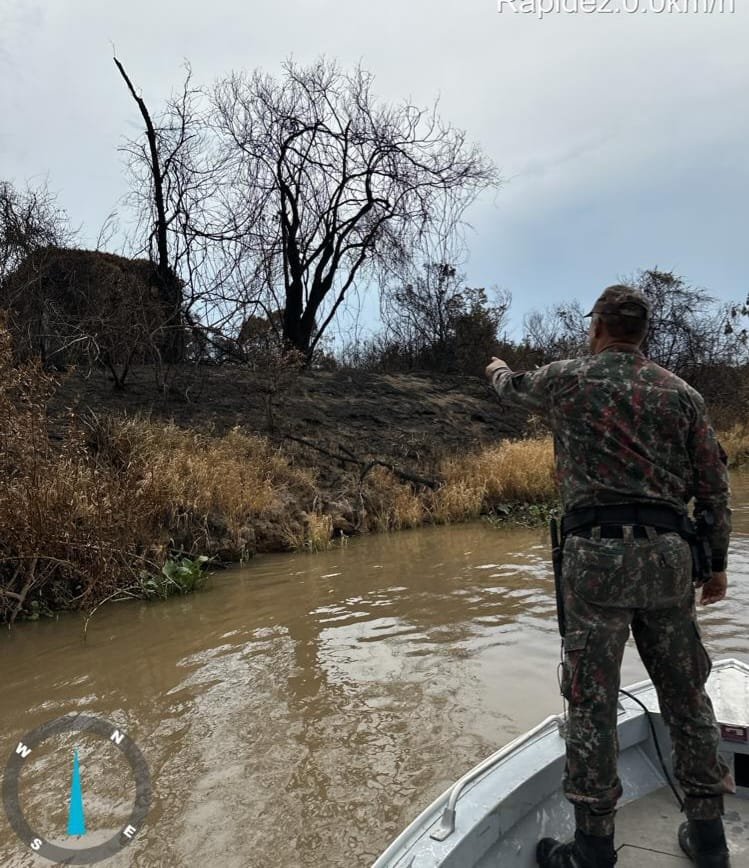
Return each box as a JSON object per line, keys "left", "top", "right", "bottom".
{"left": 585, "top": 284, "right": 651, "bottom": 319}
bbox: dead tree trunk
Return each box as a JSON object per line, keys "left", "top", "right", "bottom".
{"left": 114, "top": 57, "right": 184, "bottom": 363}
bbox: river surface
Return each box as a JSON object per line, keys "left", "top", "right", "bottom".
{"left": 1, "top": 474, "right": 748, "bottom": 868}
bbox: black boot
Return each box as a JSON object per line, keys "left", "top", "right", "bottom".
{"left": 536, "top": 829, "right": 617, "bottom": 867}
{"left": 678, "top": 818, "right": 730, "bottom": 867}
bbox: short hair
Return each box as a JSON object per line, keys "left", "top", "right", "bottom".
{"left": 594, "top": 312, "right": 648, "bottom": 344}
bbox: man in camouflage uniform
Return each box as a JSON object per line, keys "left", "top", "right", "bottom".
{"left": 485, "top": 285, "right": 734, "bottom": 868}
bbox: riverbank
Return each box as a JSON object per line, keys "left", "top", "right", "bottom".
{"left": 2, "top": 352, "right": 748, "bottom": 622}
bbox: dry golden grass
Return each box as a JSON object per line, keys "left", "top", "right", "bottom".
{"left": 434, "top": 426, "right": 749, "bottom": 525}
{"left": 281, "top": 511, "right": 334, "bottom": 551}
{"left": 428, "top": 477, "right": 485, "bottom": 524}
{"left": 305, "top": 512, "right": 334, "bottom": 551}
{"left": 473, "top": 437, "right": 557, "bottom": 506}
{"left": 0, "top": 327, "right": 123, "bottom": 621}
{"left": 93, "top": 415, "right": 315, "bottom": 535}
{"left": 0, "top": 301, "right": 745, "bottom": 624}
{"left": 718, "top": 423, "right": 749, "bottom": 468}
{"left": 0, "top": 322, "right": 316, "bottom": 621}
{"left": 388, "top": 484, "right": 425, "bottom": 530}
{"left": 361, "top": 466, "right": 425, "bottom": 531}
{"left": 432, "top": 437, "right": 556, "bottom": 523}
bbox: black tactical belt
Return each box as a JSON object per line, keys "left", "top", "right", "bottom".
{"left": 569, "top": 525, "right": 674, "bottom": 540}
{"left": 552, "top": 503, "right": 724, "bottom": 634}
{"left": 561, "top": 503, "right": 690, "bottom": 538}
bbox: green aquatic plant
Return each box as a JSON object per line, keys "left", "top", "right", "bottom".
{"left": 140, "top": 555, "right": 212, "bottom": 599}
{"left": 483, "top": 501, "right": 561, "bottom": 529}
{"left": 24, "top": 599, "right": 56, "bottom": 621}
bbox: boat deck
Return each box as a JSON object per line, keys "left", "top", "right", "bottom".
{"left": 617, "top": 788, "right": 749, "bottom": 866}
{"left": 373, "top": 660, "right": 749, "bottom": 868}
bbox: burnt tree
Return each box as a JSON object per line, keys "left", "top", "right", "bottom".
{"left": 211, "top": 58, "right": 498, "bottom": 359}
{"left": 115, "top": 57, "right": 185, "bottom": 362}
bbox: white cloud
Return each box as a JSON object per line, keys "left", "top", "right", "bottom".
{"left": 1, "top": 0, "right": 746, "bottom": 325}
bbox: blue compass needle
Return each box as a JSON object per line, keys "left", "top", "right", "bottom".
{"left": 67, "top": 749, "right": 86, "bottom": 836}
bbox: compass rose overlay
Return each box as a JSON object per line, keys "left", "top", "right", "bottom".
{"left": 2, "top": 714, "right": 151, "bottom": 865}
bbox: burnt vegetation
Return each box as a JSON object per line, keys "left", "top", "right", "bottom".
{"left": 0, "top": 57, "right": 747, "bottom": 622}
{"left": 1, "top": 58, "right": 745, "bottom": 413}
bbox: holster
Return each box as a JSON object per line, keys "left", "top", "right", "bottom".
{"left": 549, "top": 517, "right": 566, "bottom": 638}
{"left": 691, "top": 509, "right": 714, "bottom": 586}
{"left": 557, "top": 503, "right": 715, "bottom": 592}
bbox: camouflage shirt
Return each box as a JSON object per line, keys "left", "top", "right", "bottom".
{"left": 491, "top": 346, "right": 731, "bottom": 566}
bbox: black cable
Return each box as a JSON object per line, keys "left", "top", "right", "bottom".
{"left": 618, "top": 688, "right": 684, "bottom": 811}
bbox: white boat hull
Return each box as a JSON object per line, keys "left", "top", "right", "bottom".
{"left": 373, "top": 658, "right": 749, "bottom": 867}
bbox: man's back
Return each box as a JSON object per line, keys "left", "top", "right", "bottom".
{"left": 492, "top": 343, "right": 731, "bottom": 567}
{"left": 488, "top": 286, "right": 735, "bottom": 867}
{"left": 544, "top": 347, "right": 703, "bottom": 510}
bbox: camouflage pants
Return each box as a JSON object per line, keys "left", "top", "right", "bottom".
{"left": 560, "top": 527, "right": 733, "bottom": 836}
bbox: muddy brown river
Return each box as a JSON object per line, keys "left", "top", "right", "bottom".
{"left": 2, "top": 474, "right": 748, "bottom": 867}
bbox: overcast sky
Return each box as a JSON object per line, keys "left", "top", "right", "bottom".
{"left": 1, "top": 0, "right": 747, "bottom": 337}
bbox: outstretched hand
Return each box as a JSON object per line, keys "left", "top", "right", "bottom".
{"left": 700, "top": 571, "right": 727, "bottom": 605}
{"left": 485, "top": 357, "right": 508, "bottom": 381}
